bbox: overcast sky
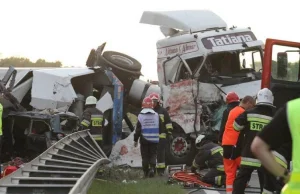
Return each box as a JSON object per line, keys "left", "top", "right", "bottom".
{"left": 0, "top": 0, "right": 299, "bottom": 80}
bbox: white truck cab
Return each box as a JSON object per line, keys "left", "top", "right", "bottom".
{"left": 140, "top": 10, "right": 264, "bottom": 164}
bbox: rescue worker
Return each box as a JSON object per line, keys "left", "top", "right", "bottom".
{"left": 251, "top": 98, "right": 296, "bottom": 193}
{"left": 222, "top": 95, "right": 255, "bottom": 194}
{"left": 148, "top": 93, "right": 173, "bottom": 176}
{"left": 232, "top": 88, "right": 275, "bottom": 194}
{"left": 191, "top": 134, "right": 225, "bottom": 187}
{"left": 218, "top": 92, "right": 240, "bottom": 144}
{"left": 133, "top": 97, "right": 164, "bottom": 178}
{"left": 80, "top": 96, "right": 105, "bottom": 148}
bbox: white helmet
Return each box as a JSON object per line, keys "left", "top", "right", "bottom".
{"left": 256, "top": 88, "right": 274, "bottom": 107}
{"left": 85, "top": 96, "right": 97, "bottom": 105}
{"left": 195, "top": 135, "right": 205, "bottom": 149}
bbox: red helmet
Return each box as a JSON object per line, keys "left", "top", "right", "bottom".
{"left": 149, "top": 93, "right": 160, "bottom": 101}
{"left": 142, "top": 97, "right": 154, "bottom": 108}
{"left": 226, "top": 92, "right": 239, "bottom": 104}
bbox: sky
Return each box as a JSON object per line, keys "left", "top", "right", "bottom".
{"left": 0, "top": 0, "right": 299, "bottom": 81}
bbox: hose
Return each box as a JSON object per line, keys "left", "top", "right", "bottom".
{"left": 172, "top": 171, "right": 212, "bottom": 187}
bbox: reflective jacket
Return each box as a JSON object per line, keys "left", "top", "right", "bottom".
{"left": 222, "top": 106, "right": 245, "bottom": 146}
{"left": 192, "top": 141, "right": 224, "bottom": 171}
{"left": 233, "top": 105, "right": 275, "bottom": 167}
{"left": 218, "top": 101, "right": 240, "bottom": 143}
{"left": 134, "top": 109, "right": 164, "bottom": 144}
{"left": 80, "top": 107, "right": 104, "bottom": 140}
{"left": 154, "top": 106, "right": 173, "bottom": 139}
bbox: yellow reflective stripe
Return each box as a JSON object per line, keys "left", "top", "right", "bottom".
{"left": 192, "top": 160, "right": 199, "bottom": 168}
{"left": 216, "top": 165, "right": 224, "bottom": 171}
{"left": 247, "top": 114, "right": 272, "bottom": 124}
{"left": 211, "top": 146, "right": 223, "bottom": 155}
{"left": 156, "top": 163, "right": 166, "bottom": 168}
{"left": 159, "top": 114, "right": 164, "bottom": 123}
{"left": 166, "top": 123, "right": 173, "bottom": 130}
{"left": 272, "top": 151, "right": 288, "bottom": 169}
{"left": 215, "top": 176, "right": 222, "bottom": 185}
{"left": 91, "top": 115, "right": 103, "bottom": 127}
{"left": 81, "top": 119, "right": 90, "bottom": 127}
{"left": 91, "top": 114, "right": 103, "bottom": 118}
{"left": 241, "top": 157, "right": 261, "bottom": 167}
{"left": 92, "top": 134, "right": 103, "bottom": 140}
{"left": 233, "top": 121, "right": 244, "bottom": 131}
{"left": 159, "top": 133, "right": 166, "bottom": 138}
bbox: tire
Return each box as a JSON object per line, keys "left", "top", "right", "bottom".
{"left": 98, "top": 55, "right": 141, "bottom": 91}
{"left": 165, "top": 122, "right": 197, "bottom": 166}
{"left": 102, "top": 51, "right": 142, "bottom": 71}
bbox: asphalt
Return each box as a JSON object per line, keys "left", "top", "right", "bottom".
{"left": 184, "top": 171, "right": 261, "bottom": 194}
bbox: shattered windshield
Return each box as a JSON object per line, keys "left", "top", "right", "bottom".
{"left": 198, "top": 48, "right": 262, "bottom": 83}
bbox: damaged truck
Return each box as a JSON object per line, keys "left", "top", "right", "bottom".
{"left": 0, "top": 9, "right": 266, "bottom": 166}
{"left": 136, "top": 10, "right": 264, "bottom": 165}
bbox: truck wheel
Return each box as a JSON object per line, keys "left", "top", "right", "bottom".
{"left": 102, "top": 51, "right": 142, "bottom": 72}
{"left": 165, "top": 123, "right": 197, "bottom": 166}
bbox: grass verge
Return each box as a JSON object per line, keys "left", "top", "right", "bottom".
{"left": 88, "top": 178, "right": 185, "bottom": 194}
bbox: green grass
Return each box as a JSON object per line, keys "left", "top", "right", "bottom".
{"left": 87, "top": 166, "right": 184, "bottom": 194}
{"left": 88, "top": 178, "right": 185, "bottom": 194}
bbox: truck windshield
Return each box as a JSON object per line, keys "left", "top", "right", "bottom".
{"left": 197, "top": 48, "right": 262, "bottom": 84}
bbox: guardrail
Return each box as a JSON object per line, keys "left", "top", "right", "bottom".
{"left": 0, "top": 130, "right": 110, "bottom": 194}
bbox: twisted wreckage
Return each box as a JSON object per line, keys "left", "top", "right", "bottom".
{"left": 0, "top": 10, "right": 267, "bottom": 167}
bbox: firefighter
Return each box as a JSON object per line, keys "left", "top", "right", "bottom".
{"left": 218, "top": 92, "right": 240, "bottom": 144}
{"left": 232, "top": 88, "right": 275, "bottom": 194}
{"left": 133, "top": 97, "right": 164, "bottom": 178}
{"left": 80, "top": 96, "right": 105, "bottom": 147}
{"left": 148, "top": 93, "right": 173, "bottom": 176}
{"left": 251, "top": 98, "right": 296, "bottom": 193}
{"left": 222, "top": 95, "right": 255, "bottom": 194}
{"left": 191, "top": 134, "right": 225, "bottom": 187}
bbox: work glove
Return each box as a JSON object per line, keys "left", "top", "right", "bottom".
{"left": 134, "top": 141, "right": 138, "bottom": 147}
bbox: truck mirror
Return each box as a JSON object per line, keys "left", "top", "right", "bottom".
{"left": 242, "top": 59, "right": 246, "bottom": 68}
{"left": 277, "top": 52, "right": 288, "bottom": 78}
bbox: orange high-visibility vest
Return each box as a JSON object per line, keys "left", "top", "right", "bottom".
{"left": 222, "top": 106, "right": 244, "bottom": 145}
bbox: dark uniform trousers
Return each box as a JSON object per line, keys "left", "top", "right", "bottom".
{"left": 233, "top": 166, "right": 264, "bottom": 194}
{"left": 140, "top": 138, "right": 158, "bottom": 174}
{"left": 193, "top": 143, "right": 226, "bottom": 187}
{"left": 154, "top": 106, "right": 173, "bottom": 174}
{"left": 202, "top": 169, "right": 226, "bottom": 186}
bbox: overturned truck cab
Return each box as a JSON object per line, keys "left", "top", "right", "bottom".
{"left": 140, "top": 10, "right": 264, "bottom": 164}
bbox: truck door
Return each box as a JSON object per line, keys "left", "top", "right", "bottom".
{"left": 262, "top": 39, "right": 300, "bottom": 109}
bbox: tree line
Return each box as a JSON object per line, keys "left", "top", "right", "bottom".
{"left": 0, "top": 57, "right": 63, "bottom": 67}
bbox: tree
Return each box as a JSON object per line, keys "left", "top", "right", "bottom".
{"left": 0, "top": 57, "right": 63, "bottom": 67}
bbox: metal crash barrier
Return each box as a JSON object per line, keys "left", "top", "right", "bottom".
{"left": 0, "top": 130, "right": 110, "bottom": 194}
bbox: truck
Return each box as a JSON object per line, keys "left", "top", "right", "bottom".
{"left": 133, "top": 10, "right": 265, "bottom": 164}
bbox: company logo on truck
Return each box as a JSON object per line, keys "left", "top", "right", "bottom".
{"left": 157, "top": 42, "right": 199, "bottom": 59}
{"left": 201, "top": 31, "right": 257, "bottom": 49}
